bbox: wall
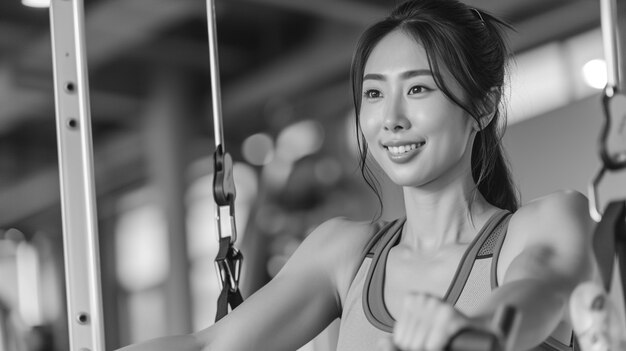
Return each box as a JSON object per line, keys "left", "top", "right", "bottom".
{"left": 504, "top": 93, "right": 626, "bottom": 203}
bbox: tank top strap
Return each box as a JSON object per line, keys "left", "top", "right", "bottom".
{"left": 364, "top": 218, "right": 407, "bottom": 258}
{"left": 444, "top": 210, "right": 512, "bottom": 304}
{"left": 489, "top": 212, "right": 513, "bottom": 288}
{"left": 476, "top": 212, "right": 513, "bottom": 259}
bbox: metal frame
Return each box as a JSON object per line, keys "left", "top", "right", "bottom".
{"left": 49, "top": 0, "right": 105, "bottom": 350}
{"left": 207, "top": 0, "right": 224, "bottom": 150}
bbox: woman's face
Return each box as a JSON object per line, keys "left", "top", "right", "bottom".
{"left": 359, "top": 30, "right": 476, "bottom": 189}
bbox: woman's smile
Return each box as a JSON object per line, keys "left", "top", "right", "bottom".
{"left": 382, "top": 140, "right": 426, "bottom": 163}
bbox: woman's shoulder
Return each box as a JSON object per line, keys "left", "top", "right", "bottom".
{"left": 509, "top": 189, "right": 592, "bottom": 237}
{"left": 292, "top": 216, "right": 389, "bottom": 300}
{"left": 300, "top": 216, "right": 387, "bottom": 262}
{"left": 497, "top": 189, "right": 594, "bottom": 283}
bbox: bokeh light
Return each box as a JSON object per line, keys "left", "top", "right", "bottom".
{"left": 242, "top": 133, "right": 274, "bottom": 166}
{"left": 582, "top": 59, "right": 607, "bottom": 89}
{"left": 276, "top": 120, "right": 324, "bottom": 162}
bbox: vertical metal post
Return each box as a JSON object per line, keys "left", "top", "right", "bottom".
{"left": 600, "top": 0, "right": 620, "bottom": 90}
{"left": 49, "top": 0, "right": 105, "bottom": 350}
{"left": 206, "top": 0, "right": 224, "bottom": 149}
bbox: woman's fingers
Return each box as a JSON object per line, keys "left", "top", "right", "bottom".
{"left": 392, "top": 293, "right": 470, "bottom": 351}
{"left": 423, "top": 306, "right": 465, "bottom": 350}
{"left": 394, "top": 293, "right": 426, "bottom": 348}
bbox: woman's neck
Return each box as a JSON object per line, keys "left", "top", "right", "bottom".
{"left": 400, "top": 173, "right": 496, "bottom": 252}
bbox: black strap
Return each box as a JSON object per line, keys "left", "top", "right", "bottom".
{"left": 215, "top": 277, "right": 244, "bottom": 321}
{"left": 592, "top": 201, "right": 625, "bottom": 291}
{"left": 214, "top": 237, "right": 244, "bottom": 322}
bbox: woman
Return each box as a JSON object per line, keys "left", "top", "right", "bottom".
{"left": 118, "top": 0, "right": 594, "bottom": 350}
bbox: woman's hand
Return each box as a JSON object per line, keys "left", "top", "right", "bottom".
{"left": 378, "top": 293, "right": 484, "bottom": 351}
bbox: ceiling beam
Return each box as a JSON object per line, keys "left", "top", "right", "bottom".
{"left": 219, "top": 0, "right": 605, "bottom": 124}
{"left": 510, "top": 0, "right": 601, "bottom": 53}
{"left": 0, "top": 0, "right": 610, "bottom": 133}
{"left": 221, "top": 25, "right": 360, "bottom": 119}
{"left": 0, "top": 0, "right": 202, "bottom": 129}
{"left": 238, "top": 0, "right": 387, "bottom": 27}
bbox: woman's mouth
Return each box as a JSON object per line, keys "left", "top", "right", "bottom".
{"left": 383, "top": 141, "right": 425, "bottom": 163}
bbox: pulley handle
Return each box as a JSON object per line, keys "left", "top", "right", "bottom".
{"left": 446, "top": 306, "right": 520, "bottom": 351}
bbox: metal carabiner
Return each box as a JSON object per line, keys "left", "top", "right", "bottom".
{"left": 214, "top": 246, "right": 243, "bottom": 292}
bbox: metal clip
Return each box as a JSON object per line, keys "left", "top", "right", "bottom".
{"left": 214, "top": 247, "right": 242, "bottom": 292}
{"left": 216, "top": 205, "right": 237, "bottom": 244}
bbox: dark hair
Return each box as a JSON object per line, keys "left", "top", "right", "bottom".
{"left": 351, "top": 0, "right": 520, "bottom": 216}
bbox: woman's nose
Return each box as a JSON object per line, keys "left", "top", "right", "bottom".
{"left": 383, "top": 97, "right": 411, "bottom": 132}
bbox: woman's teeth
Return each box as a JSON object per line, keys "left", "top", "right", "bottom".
{"left": 386, "top": 142, "right": 424, "bottom": 155}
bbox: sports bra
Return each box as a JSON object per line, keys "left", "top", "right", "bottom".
{"left": 335, "top": 210, "right": 577, "bottom": 351}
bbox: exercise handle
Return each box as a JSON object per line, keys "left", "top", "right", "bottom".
{"left": 447, "top": 306, "right": 520, "bottom": 351}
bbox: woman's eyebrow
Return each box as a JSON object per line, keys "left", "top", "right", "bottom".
{"left": 402, "top": 69, "right": 432, "bottom": 79}
{"left": 363, "top": 69, "right": 433, "bottom": 81}
{"left": 363, "top": 73, "right": 385, "bottom": 81}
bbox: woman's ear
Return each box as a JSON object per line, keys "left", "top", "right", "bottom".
{"left": 474, "top": 87, "right": 500, "bottom": 131}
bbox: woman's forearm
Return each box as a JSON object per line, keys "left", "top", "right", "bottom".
{"left": 115, "top": 334, "right": 203, "bottom": 351}
{"left": 474, "top": 279, "right": 569, "bottom": 351}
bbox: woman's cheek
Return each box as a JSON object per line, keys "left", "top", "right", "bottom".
{"left": 360, "top": 114, "right": 379, "bottom": 138}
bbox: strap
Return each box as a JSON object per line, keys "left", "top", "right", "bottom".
{"left": 215, "top": 279, "right": 244, "bottom": 321}
{"left": 214, "top": 237, "right": 244, "bottom": 322}
{"left": 490, "top": 213, "right": 513, "bottom": 288}
{"left": 365, "top": 219, "right": 402, "bottom": 258}
{"left": 592, "top": 201, "right": 625, "bottom": 291}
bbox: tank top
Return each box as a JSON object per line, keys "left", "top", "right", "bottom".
{"left": 335, "top": 210, "right": 577, "bottom": 351}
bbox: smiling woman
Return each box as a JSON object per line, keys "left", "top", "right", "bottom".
{"left": 359, "top": 31, "right": 476, "bottom": 186}
{"left": 116, "top": 1, "right": 594, "bottom": 350}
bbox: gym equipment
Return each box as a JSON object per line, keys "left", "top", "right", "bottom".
{"left": 205, "top": 0, "right": 245, "bottom": 322}
{"left": 49, "top": 0, "right": 105, "bottom": 350}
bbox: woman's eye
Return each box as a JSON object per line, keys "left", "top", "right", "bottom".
{"left": 363, "top": 89, "right": 382, "bottom": 99}
{"left": 408, "top": 85, "right": 428, "bottom": 95}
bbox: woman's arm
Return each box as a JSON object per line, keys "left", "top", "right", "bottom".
{"left": 474, "top": 190, "right": 595, "bottom": 350}
{"left": 117, "top": 217, "right": 374, "bottom": 351}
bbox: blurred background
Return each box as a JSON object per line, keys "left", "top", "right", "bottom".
{"left": 0, "top": 0, "right": 625, "bottom": 350}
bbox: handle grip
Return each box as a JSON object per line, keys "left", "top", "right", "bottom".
{"left": 447, "top": 329, "right": 499, "bottom": 351}
{"left": 447, "top": 305, "right": 520, "bottom": 351}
